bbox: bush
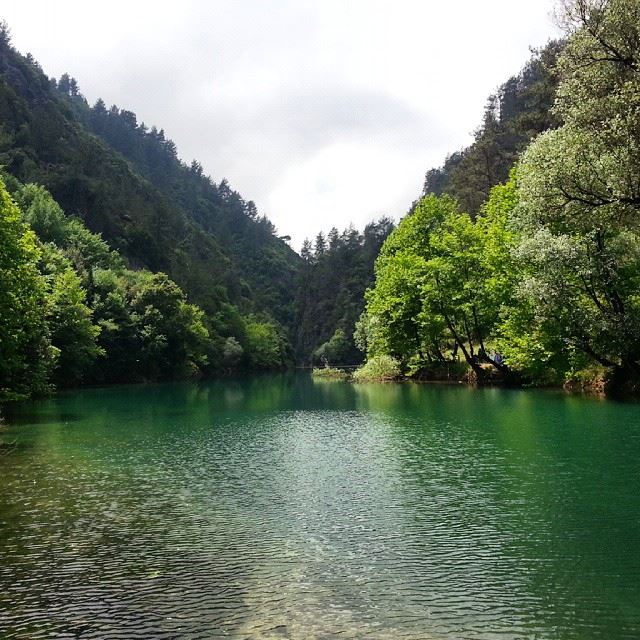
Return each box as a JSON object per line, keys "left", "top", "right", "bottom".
{"left": 312, "top": 366, "right": 350, "bottom": 381}
{"left": 353, "top": 355, "right": 401, "bottom": 382}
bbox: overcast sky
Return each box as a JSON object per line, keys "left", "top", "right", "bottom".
{"left": 4, "top": 1, "right": 560, "bottom": 248}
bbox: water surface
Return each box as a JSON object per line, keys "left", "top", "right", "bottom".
{"left": 1, "top": 375, "right": 640, "bottom": 638}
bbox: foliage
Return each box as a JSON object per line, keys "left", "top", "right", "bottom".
{"left": 362, "top": 188, "right": 516, "bottom": 378}
{"left": 0, "top": 178, "right": 53, "bottom": 399}
{"left": 40, "top": 248, "right": 103, "bottom": 386}
{"left": 15, "top": 183, "right": 123, "bottom": 277}
{"left": 353, "top": 355, "right": 402, "bottom": 382}
{"left": 423, "top": 41, "right": 563, "bottom": 215}
{"left": 505, "top": 0, "right": 640, "bottom": 381}
{"left": 222, "top": 337, "right": 244, "bottom": 369}
{"left": 295, "top": 218, "right": 394, "bottom": 364}
{"left": 244, "top": 318, "right": 288, "bottom": 370}
{"left": 0, "top": 31, "right": 296, "bottom": 359}
{"left": 313, "top": 328, "right": 351, "bottom": 366}
{"left": 91, "top": 269, "right": 211, "bottom": 382}
{"left": 311, "top": 366, "right": 350, "bottom": 381}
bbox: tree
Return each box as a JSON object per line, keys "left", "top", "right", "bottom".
{"left": 43, "top": 253, "right": 103, "bottom": 386}
{"left": 422, "top": 40, "right": 563, "bottom": 215}
{"left": 0, "top": 179, "right": 53, "bottom": 399}
{"left": 363, "top": 189, "right": 516, "bottom": 379}
{"left": 222, "top": 336, "right": 243, "bottom": 368}
{"left": 58, "top": 73, "right": 71, "bottom": 95}
{"left": 314, "top": 232, "right": 327, "bottom": 257}
{"left": 508, "top": 0, "right": 640, "bottom": 384}
{"left": 313, "top": 328, "right": 351, "bottom": 366}
{"left": 300, "top": 238, "right": 313, "bottom": 262}
{"left": 88, "top": 268, "right": 213, "bottom": 383}
{"left": 244, "top": 318, "right": 286, "bottom": 369}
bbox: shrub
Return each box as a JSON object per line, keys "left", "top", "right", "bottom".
{"left": 353, "top": 355, "right": 401, "bottom": 382}
{"left": 312, "top": 367, "right": 350, "bottom": 381}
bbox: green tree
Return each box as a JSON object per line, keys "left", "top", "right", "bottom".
{"left": 91, "top": 269, "right": 211, "bottom": 382}
{"left": 363, "top": 187, "right": 517, "bottom": 379}
{"left": 313, "top": 328, "right": 351, "bottom": 366}
{"left": 43, "top": 254, "right": 103, "bottom": 386}
{"left": 507, "top": 0, "right": 640, "bottom": 384}
{"left": 0, "top": 179, "right": 53, "bottom": 399}
{"left": 244, "top": 318, "right": 286, "bottom": 369}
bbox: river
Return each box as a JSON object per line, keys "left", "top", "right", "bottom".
{"left": 1, "top": 374, "right": 639, "bottom": 639}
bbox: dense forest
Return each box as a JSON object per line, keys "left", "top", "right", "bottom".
{"left": 294, "top": 219, "right": 395, "bottom": 366}
{"left": 422, "top": 40, "right": 564, "bottom": 215}
{"left": 0, "top": 22, "right": 298, "bottom": 399}
{"left": 1, "top": 0, "right": 639, "bottom": 399}
{"left": 357, "top": 0, "right": 640, "bottom": 393}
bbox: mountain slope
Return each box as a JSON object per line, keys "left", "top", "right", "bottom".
{"left": 0, "top": 30, "right": 299, "bottom": 333}
{"left": 423, "top": 41, "right": 564, "bottom": 214}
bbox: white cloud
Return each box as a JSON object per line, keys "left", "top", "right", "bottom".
{"left": 3, "top": 0, "right": 560, "bottom": 248}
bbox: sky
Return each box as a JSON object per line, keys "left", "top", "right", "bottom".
{"left": 3, "top": 1, "right": 560, "bottom": 248}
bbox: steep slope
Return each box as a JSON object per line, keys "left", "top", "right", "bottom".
{"left": 423, "top": 41, "right": 564, "bottom": 214}
{"left": 294, "top": 220, "right": 394, "bottom": 365}
{"left": 0, "top": 29, "right": 299, "bottom": 332}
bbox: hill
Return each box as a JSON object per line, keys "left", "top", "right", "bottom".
{"left": 0, "top": 25, "right": 299, "bottom": 336}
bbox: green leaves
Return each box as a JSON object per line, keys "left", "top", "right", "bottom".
{"left": 362, "top": 190, "right": 517, "bottom": 374}
{"left": 505, "top": 0, "right": 640, "bottom": 380}
{"left": 0, "top": 178, "right": 53, "bottom": 400}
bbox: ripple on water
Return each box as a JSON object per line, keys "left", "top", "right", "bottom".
{"left": 1, "top": 381, "right": 640, "bottom": 639}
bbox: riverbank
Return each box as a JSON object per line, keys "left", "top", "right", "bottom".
{"left": 314, "top": 360, "right": 640, "bottom": 399}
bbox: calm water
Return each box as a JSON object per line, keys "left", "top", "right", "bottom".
{"left": 1, "top": 375, "right": 640, "bottom": 639}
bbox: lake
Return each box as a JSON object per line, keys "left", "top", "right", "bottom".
{"left": 1, "top": 374, "right": 640, "bottom": 639}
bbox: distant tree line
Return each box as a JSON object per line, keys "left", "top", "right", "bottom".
{"left": 294, "top": 219, "right": 394, "bottom": 366}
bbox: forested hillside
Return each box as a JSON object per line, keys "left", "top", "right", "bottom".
{"left": 0, "top": 22, "right": 298, "bottom": 398}
{"left": 294, "top": 219, "right": 394, "bottom": 365}
{"left": 0, "top": 24, "right": 298, "bottom": 333}
{"left": 423, "top": 40, "right": 564, "bottom": 215}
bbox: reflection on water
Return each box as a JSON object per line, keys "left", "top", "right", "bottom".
{"left": 1, "top": 374, "right": 640, "bottom": 639}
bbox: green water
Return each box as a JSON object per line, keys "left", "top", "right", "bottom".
{"left": 1, "top": 375, "right": 640, "bottom": 639}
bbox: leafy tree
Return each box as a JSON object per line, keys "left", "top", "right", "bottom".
{"left": 222, "top": 336, "right": 243, "bottom": 368}
{"left": 507, "top": 0, "right": 640, "bottom": 383}
{"left": 244, "top": 318, "right": 287, "bottom": 369}
{"left": 15, "top": 183, "right": 123, "bottom": 280}
{"left": 91, "top": 269, "right": 211, "bottom": 382}
{"left": 363, "top": 187, "right": 517, "bottom": 380}
{"left": 0, "top": 178, "right": 53, "bottom": 399}
{"left": 313, "top": 328, "right": 351, "bottom": 366}
{"left": 42, "top": 250, "right": 103, "bottom": 386}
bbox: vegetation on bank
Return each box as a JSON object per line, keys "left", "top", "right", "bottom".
{"left": 1, "top": 0, "right": 639, "bottom": 399}
{"left": 352, "top": 356, "right": 402, "bottom": 383}
{"left": 0, "top": 177, "right": 288, "bottom": 401}
{"left": 356, "top": 0, "right": 640, "bottom": 393}
{"left": 0, "top": 22, "right": 294, "bottom": 401}
{"left": 311, "top": 366, "right": 350, "bottom": 381}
